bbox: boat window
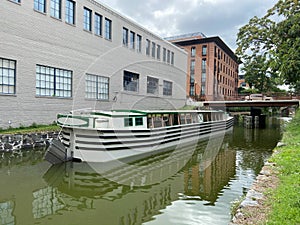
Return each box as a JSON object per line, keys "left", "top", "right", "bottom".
{"left": 198, "top": 114, "right": 203, "bottom": 122}
{"left": 135, "top": 117, "right": 143, "bottom": 126}
{"left": 186, "top": 113, "right": 192, "bottom": 124}
{"left": 124, "top": 117, "right": 133, "bottom": 127}
{"left": 180, "top": 114, "right": 186, "bottom": 124}
{"left": 153, "top": 115, "right": 163, "bottom": 128}
{"left": 191, "top": 113, "right": 198, "bottom": 123}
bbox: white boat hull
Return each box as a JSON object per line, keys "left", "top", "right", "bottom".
{"left": 60, "top": 117, "right": 234, "bottom": 163}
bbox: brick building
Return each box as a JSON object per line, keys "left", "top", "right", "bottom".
{"left": 167, "top": 33, "right": 239, "bottom": 101}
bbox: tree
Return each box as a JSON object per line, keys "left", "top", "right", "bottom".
{"left": 236, "top": 0, "right": 300, "bottom": 92}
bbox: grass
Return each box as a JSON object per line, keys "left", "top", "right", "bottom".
{"left": 266, "top": 110, "right": 300, "bottom": 224}
{"left": 0, "top": 123, "right": 60, "bottom": 135}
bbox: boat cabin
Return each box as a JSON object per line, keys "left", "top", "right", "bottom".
{"left": 57, "top": 109, "right": 227, "bottom": 130}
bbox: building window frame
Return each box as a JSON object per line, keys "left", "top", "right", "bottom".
{"left": 157, "top": 45, "right": 161, "bottom": 60}
{"left": 35, "top": 65, "right": 72, "bottom": 98}
{"left": 65, "top": 0, "right": 75, "bottom": 25}
{"left": 151, "top": 42, "right": 156, "bottom": 58}
{"left": 190, "top": 60, "right": 195, "bottom": 76}
{"left": 202, "top": 45, "right": 207, "bottom": 56}
{"left": 137, "top": 34, "right": 142, "bottom": 53}
{"left": 94, "top": 13, "right": 102, "bottom": 36}
{"left": 147, "top": 76, "right": 159, "bottom": 95}
{"left": 105, "top": 18, "right": 112, "bottom": 40}
{"left": 163, "top": 48, "right": 166, "bottom": 62}
{"left": 191, "top": 47, "right": 196, "bottom": 57}
{"left": 146, "top": 39, "right": 150, "bottom": 56}
{"left": 85, "top": 74, "right": 109, "bottom": 100}
{"left": 122, "top": 27, "right": 128, "bottom": 46}
{"left": 34, "top": 0, "right": 46, "bottom": 13}
{"left": 123, "top": 70, "right": 139, "bottom": 92}
{"left": 171, "top": 52, "right": 174, "bottom": 65}
{"left": 83, "top": 7, "right": 92, "bottom": 32}
{"left": 167, "top": 50, "right": 171, "bottom": 64}
{"left": 0, "top": 58, "right": 16, "bottom": 95}
{"left": 50, "top": 0, "right": 62, "bottom": 19}
{"left": 163, "top": 80, "right": 172, "bottom": 96}
{"left": 129, "top": 31, "right": 135, "bottom": 49}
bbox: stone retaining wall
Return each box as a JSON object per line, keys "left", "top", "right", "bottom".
{"left": 0, "top": 132, "right": 60, "bottom": 152}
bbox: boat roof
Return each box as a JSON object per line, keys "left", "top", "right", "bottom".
{"left": 74, "top": 109, "right": 224, "bottom": 118}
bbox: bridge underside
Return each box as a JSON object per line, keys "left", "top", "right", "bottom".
{"left": 203, "top": 100, "right": 299, "bottom": 108}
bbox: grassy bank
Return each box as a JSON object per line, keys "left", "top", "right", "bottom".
{"left": 266, "top": 111, "right": 300, "bottom": 224}
{"left": 0, "top": 123, "right": 60, "bottom": 135}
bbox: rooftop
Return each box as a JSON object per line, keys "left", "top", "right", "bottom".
{"left": 164, "top": 32, "right": 207, "bottom": 41}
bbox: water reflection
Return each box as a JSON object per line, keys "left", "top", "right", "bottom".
{"left": 36, "top": 133, "right": 234, "bottom": 225}
{"left": 0, "top": 119, "right": 283, "bottom": 225}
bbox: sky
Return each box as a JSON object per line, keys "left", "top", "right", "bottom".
{"left": 98, "top": 0, "right": 278, "bottom": 51}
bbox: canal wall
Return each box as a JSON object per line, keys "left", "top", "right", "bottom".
{"left": 0, "top": 132, "right": 59, "bottom": 152}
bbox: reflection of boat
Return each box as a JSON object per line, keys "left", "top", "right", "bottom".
{"left": 40, "top": 134, "right": 235, "bottom": 224}
{"left": 45, "top": 109, "right": 233, "bottom": 164}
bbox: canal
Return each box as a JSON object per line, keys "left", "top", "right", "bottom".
{"left": 0, "top": 118, "right": 283, "bottom": 225}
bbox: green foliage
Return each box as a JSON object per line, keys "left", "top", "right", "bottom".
{"left": 236, "top": 0, "right": 300, "bottom": 92}
{"left": 267, "top": 110, "right": 300, "bottom": 224}
{"left": 0, "top": 123, "right": 60, "bottom": 134}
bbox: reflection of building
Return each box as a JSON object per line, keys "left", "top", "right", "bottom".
{"left": 0, "top": 0, "right": 187, "bottom": 128}
{"left": 184, "top": 148, "right": 236, "bottom": 203}
{"left": 167, "top": 33, "right": 240, "bottom": 101}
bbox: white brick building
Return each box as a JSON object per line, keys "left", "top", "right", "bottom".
{"left": 0, "top": 0, "right": 187, "bottom": 128}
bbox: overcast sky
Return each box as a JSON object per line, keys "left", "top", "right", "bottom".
{"left": 99, "top": 0, "right": 278, "bottom": 51}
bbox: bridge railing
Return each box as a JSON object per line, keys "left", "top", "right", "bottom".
{"left": 188, "top": 93, "right": 300, "bottom": 102}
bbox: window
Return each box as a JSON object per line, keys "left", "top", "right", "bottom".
{"left": 163, "top": 48, "right": 166, "bottom": 62}
{"left": 65, "top": 0, "right": 75, "bottom": 25}
{"left": 167, "top": 50, "right": 170, "bottom": 63}
{"left": 146, "top": 39, "right": 150, "bottom": 56}
{"left": 129, "top": 31, "right": 135, "bottom": 49}
{"left": 122, "top": 27, "right": 128, "bottom": 46}
{"left": 94, "top": 13, "right": 102, "bottom": 36}
{"left": 85, "top": 74, "right": 109, "bottom": 100}
{"left": 147, "top": 76, "right": 159, "bottom": 95}
{"left": 201, "top": 85, "right": 206, "bottom": 95}
{"left": 202, "top": 59, "right": 206, "bottom": 73}
{"left": 123, "top": 71, "right": 139, "bottom": 92}
{"left": 124, "top": 118, "right": 133, "bottom": 127}
{"left": 157, "top": 45, "right": 161, "bottom": 60}
{"left": 201, "top": 73, "right": 206, "bottom": 83}
{"left": 135, "top": 117, "right": 143, "bottom": 126}
{"left": 50, "top": 0, "right": 61, "bottom": 19}
{"left": 191, "top": 47, "right": 196, "bottom": 57}
{"left": 11, "top": 0, "right": 21, "bottom": 3}
{"left": 151, "top": 42, "right": 156, "bottom": 58}
{"left": 36, "top": 65, "right": 72, "bottom": 98}
{"left": 105, "top": 18, "right": 112, "bottom": 40}
{"left": 202, "top": 45, "right": 207, "bottom": 56}
{"left": 190, "top": 60, "right": 195, "bottom": 75}
{"left": 190, "top": 85, "right": 195, "bottom": 96}
{"left": 171, "top": 52, "right": 174, "bottom": 65}
{"left": 34, "top": 0, "right": 46, "bottom": 13}
{"left": 83, "top": 7, "right": 92, "bottom": 32}
{"left": 163, "top": 80, "right": 172, "bottom": 96}
{"left": 137, "top": 34, "right": 142, "bottom": 53}
{"left": 0, "top": 58, "right": 16, "bottom": 95}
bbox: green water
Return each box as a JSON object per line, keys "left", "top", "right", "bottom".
{"left": 0, "top": 119, "right": 282, "bottom": 225}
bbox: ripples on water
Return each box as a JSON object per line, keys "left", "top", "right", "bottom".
{"left": 0, "top": 119, "right": 282, "bottom": 225}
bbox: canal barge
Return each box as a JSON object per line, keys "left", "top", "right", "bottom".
{"left": 45, "top": 109, "right": 234, "bottom": 164}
